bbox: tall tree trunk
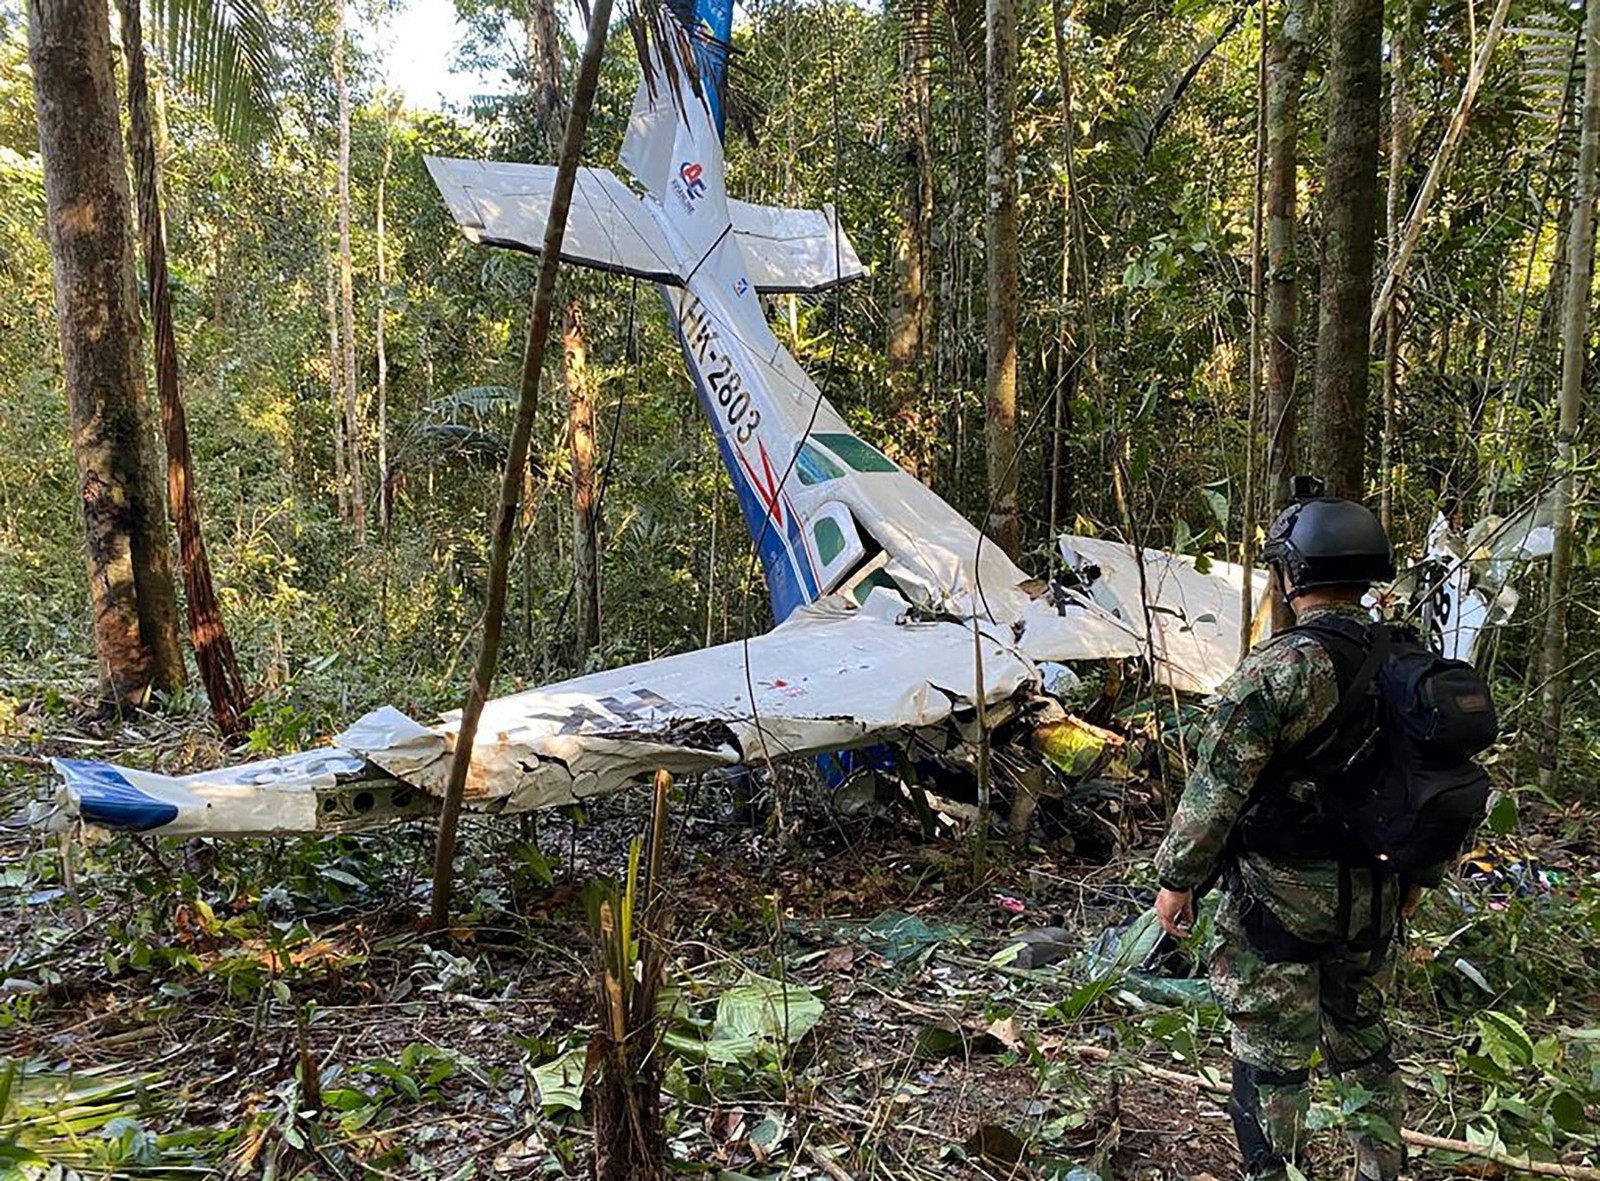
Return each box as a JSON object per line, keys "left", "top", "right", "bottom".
{"left": 888, "top": 0, "right": 932, "bottom": 481}
{"left": 1539, "top": 0, "right": 1600, "bottom": 791}
{"left": 119, "top": 0, "right": 249, "bottom": 737}
{"left": 1378, "top": 19, "right": 1411, "bottom": 533}
{"left": 565, "top": 299, "right": 601, "bottom": 661}
{"left": 377, "top": 101, "right": 395, "bottom": 635}
{"left": 1048, "top": 0, "right": 1079, "bottom": 537}
{"left": 1310, "top": 0, "right": 1383, "bottom": 498}
{"left": 431, "top": 0, "right": 612, "bottom": 930}
{"left": 1242, "top": 0, "right": 1267, "bottom": 660}
{"left": 1265, "top": 0, "right": 1309, "bottom": 511}
{"left": 985, "top": 0, "right": 1020, "bottom": 560}
{"left": 525, "top": 0, "right": 566, "bottom": 154}
{"left": 29, "top": 0, "right": 185, "bottom": 707}
{"left": 334, "top": 0, "right": 364, "bottom": 549}
{"left": 326, "top": 199, "right": 347, "bottom": 517}
{"left": 1264, "top": 0, "right": 1309, "bottom": 632}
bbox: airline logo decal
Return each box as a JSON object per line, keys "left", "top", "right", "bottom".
{"left": 671, "top": 160, "right": 706, "bottom": 214}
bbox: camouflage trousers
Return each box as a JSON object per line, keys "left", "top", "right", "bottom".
{"left": 1209, "top": 873, "right": 1405, "bottom": 1181}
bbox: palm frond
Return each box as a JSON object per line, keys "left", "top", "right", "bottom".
{"left": 421, "top": 385, "right": 520, "bottom": 423}
{"left": 145, "top": 0, "right": 278, "bottom": 146}
{"left": 1511, "top": 6, "right": 1584, "bottom": 171}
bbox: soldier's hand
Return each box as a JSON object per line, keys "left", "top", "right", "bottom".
{"left": 1155, "top": 887, "right": 1195, "bottom": 939}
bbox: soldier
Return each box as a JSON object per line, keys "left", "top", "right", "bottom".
{"left": 1152, "top": 496, "right": 1431, "bottom": 1181}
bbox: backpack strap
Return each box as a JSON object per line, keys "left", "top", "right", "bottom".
{"left": 1275, "top": 618, "right": 1391, "bottom": 769}
{"left": 1203, "top": 617, "right": 1391, "bottom": 898}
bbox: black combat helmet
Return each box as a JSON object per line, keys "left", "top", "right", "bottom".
{"left": 1261, "top": 496, "right": 1396, "bottom": 597}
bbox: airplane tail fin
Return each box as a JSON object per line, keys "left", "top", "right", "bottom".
{"left": 620, "top": 1, "right": 734, "bottom": 266}
{"left": 665, "top": 0, "right": 732, "bottom": 139}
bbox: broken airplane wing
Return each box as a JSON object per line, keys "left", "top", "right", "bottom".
{"left": 40, "top": 593, "right": 1034, "bottom": 836}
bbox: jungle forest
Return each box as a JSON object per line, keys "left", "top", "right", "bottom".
{"left": 2, "top": 0, "right": 1599, "bottom": 1171}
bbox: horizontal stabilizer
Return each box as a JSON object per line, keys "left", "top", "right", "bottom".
{"left": 729, "top": 198, "right": 867, "bottom": 293}
{"left": 426, "top": 156, "right": 681, "bottom": 283}
{"left": 425, "top": 156, "right": 867, "bottom": 293}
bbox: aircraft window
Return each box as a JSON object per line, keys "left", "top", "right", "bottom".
{"left": 795, "top": 441, "right": 845, "bottom": 485}
{"left": 813, "top": 516, "right": 846, "bottom": 565}
{"left": 815, "top": 433, "right": 897, "bottom": 473}
{"left": 850, "top": 569, "right": 899, "bottom": 605}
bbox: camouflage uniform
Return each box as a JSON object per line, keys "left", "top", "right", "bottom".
{"left": 1155, "top": 603, "right": 1407, "bottom": 1181}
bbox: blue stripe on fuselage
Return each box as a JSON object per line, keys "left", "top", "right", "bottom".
{"left": 55, "top": 758, "right": 179, "bottom": 831}
{"left": 665, "top": 294, "right": 818, "bottom": 622}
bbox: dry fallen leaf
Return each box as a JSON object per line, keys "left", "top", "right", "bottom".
{"left": 820, "top": 944, "right": 855, "bottom": 972}
{"left": 986, "top": 1014, "right": 1026, "bottom": 1052}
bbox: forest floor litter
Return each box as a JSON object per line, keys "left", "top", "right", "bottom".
{"left": 2, "top": 700, "right": 1599, "bottom": 1180}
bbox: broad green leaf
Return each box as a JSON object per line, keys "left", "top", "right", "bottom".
{"left": 1476, "top": 1011, "right": 1535, "bottom": 1071}
{"left": 1486, "top": 791, "right": 1518, "bottom": 835}
{"left": 711, "top": 974, "right": 823, "bottom": 1055}
{"left": 530, "top": 1046, "right": 588, "bottom": 1113}
{"left": 1550, "top": 1089, "right": 1587, "bottom": 1133}
{"left": 665, "top": 973, "right": 824, "bottom": 1066}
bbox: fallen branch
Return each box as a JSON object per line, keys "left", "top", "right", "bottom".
{"left": 803, "top": 1143, "right": 857, "bottom": 1181}
{"left": 1068, "top": 1044, "right": 1600, "bottom": 1181}
{"left": 1368, "top": 0, "right": 1513, "bottom": 338}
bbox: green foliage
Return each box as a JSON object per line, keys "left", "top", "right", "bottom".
{"left": 146, "top": 0, "right": 279, "bottom": 145}
{"left": 661, "top": 972, "right": 825, "bottom": 1067}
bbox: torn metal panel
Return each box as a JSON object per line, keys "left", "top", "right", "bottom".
{"left": 340, "top": 594, "right": 1036, "bottom": 812}
{"left": 1055, "top": 536, "right": 1270, "bottom": 694}
{"left": 1419, "top": 505, "right": 1554, "bottom": 664}
{"left": 1013, "top": 593, "right": 1146, "bottom": 665}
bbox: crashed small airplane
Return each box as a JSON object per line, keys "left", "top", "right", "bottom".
{"left": 36, "top": 0, "right": 1548, "bottom": 840}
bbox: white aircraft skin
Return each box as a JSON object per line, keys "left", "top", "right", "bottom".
{"left": 28, "top": 1, "right": 1068, "bottom": 838}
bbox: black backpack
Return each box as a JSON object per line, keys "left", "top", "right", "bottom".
{"left": 1246, "top": 615, "right": 1499, "bottom": 873}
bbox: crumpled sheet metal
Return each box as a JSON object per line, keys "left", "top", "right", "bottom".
{"left": 1055, "top": 536, "right": 1268, "bottom": 695}
{"left": 339, "top": 595, "right": 1035, "bottom": 811}
{"left": 46, "top": 749, "right": 365, "bottom": 836}
{"left": 1423, "top": 508, "right": 1552, "bottom": 664}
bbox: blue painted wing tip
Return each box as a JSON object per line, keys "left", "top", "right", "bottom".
{"left": 54, "top": 758, "right": 180, "bottom": 832}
